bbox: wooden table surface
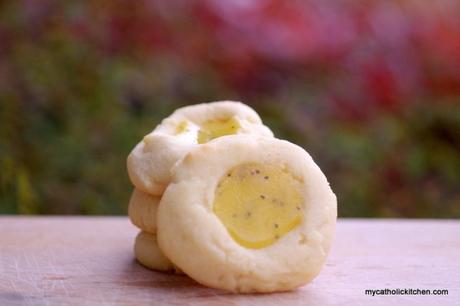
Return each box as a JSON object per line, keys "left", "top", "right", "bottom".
{"left": 0, "top": 217, "right": 458, "bottom": 306}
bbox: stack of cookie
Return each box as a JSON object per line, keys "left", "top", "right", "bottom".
{"left": 126, "top": 101, "right": 337, "bottom": 293}
{"left": 128, "top": 190, "right": 179, "bottom": 273}
{"left": 126, "top": 101, "right": 274, "bottom": 273}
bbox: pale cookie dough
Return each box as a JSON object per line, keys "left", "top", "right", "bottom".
{"left": 128, "top": 189, "right": 159, "bottom": 234}
{"left": 134, "top": 231, "right": 181, "bottom": 273}
{"left": 127, "top": 101, "right": 273, "bottom": 195}
{"left": 157, "top": 135, "right": 337, "bottom": 293}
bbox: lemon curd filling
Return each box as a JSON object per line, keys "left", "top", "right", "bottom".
{"left": 175, "top": 117, "right": 241, "bottom": 143}
{"left": 213, "top": 163, "right": 304, "bottom": 249}
{"left": 197, "top": 117, "right": 240, "bottom": 144}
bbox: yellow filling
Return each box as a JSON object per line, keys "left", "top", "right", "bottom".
{"left": 213, "top": 163, "right": 304, "bottom": 249}
{"left": 175, "top": 118, "right": 241, "bottom": 144}
{"left": 197, "top": 117, "right": 240, "bottom": 144}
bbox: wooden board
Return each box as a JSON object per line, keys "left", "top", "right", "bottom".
{"left": 0, "top": 217, "right": 458, "bottom": 305}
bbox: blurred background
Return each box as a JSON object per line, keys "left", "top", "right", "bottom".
{"left": 1, "top": 0, "right": 459, "bottom": 217}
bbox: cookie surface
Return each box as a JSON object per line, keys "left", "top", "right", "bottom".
{"left": 127, "top": 101, "right": 273, "bottom": 195}
{"left": 128, "top": 189, "right": 159, "bottom": 234}
{"left": 134, "top": 231, "right": 181, "bottom": 273}
{"left": 157, "top": 135, "right": 337, "bottom": 293}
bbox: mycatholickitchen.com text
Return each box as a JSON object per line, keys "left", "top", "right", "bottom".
{"left": 365, "top": 288, "right": 448, "bottom": 296}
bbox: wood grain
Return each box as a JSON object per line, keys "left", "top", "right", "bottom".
{"left": 0, "top": 217, "right": 458, "bottom": 305}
